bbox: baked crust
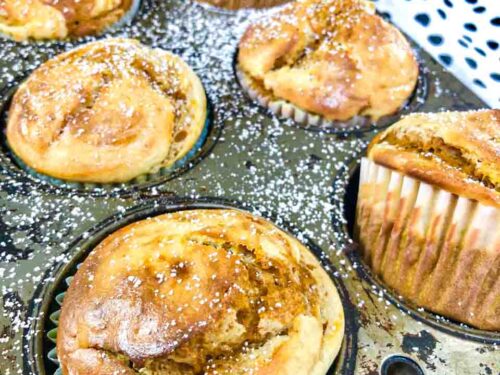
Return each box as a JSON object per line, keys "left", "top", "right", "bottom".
{"left": 196, "top": 0, "right": 289, "bottom": 9}
{"left": 368, "top": 110, "right": 500, "bottom": 207}
{"left": 237, "top": 0, "right": 418, "bottom": 121}
{"left": 57, "top": 209, "right": 345, "bottom": 374}
{"left": 6, "top": 39, "right": 207, "bottom": 183}
{"left": 0, "top": 0, "right": 133, "bottom": 40}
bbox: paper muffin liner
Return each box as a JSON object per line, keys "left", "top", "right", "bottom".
{"left": 236, "top": 68, "right": 368, "bottom": 130}
{"left": 5, "top": 114, "right": 211, "bottom": 193}
{"left": 196, "top": 0, "right": 289, "bottom": 10}
{"left": 355, "top": 157, "right": 500, "bottom": 331}
{"left": 45, "top": 272, "right": 75, "bottom": 375}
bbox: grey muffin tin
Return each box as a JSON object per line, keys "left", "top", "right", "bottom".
{"left": 0, "top": 1, "right": 497, "bottom": 374}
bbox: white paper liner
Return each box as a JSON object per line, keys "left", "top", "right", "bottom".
{"left": 355, "top": 157, "right": 500, "bottom": 331}
{"left": 237, "top": 68, "right": 367, "bottom": 129}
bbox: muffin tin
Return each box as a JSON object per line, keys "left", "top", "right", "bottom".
{"left": 0, "top": 1, "right": 497, "bottom": 374}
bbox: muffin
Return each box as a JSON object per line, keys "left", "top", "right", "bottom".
{"left": 196, "top": 0, "right": 289, "bottom": 10}
{"left": 237, "top": 0, "right": 418, "bottom": 126}
{"left": 56, "top": 209, "right": 345, "bottom": 374}
{"left": 0, "top": 0, "right": 135, "bottom": 40}
{"left": 355, "top": 110, "right": 499, "bottom": 330}
{"left": 6, "top": 38, "right": 207, "bottom": 184}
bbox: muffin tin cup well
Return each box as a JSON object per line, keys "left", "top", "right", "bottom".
{"left": 0, "top": 82, "right": 221, "bottom": 197}
{"left": 32, "top": 198, "right": 359, "bottom": 375}
{"left": 335, "top": 159, "right": 500, "bottom": 344}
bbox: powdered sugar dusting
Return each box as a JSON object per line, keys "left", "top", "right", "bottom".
{"left": 0, "top": 1, "right": 491, "bottom": 374}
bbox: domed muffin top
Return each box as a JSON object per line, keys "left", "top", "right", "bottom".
{"left": 368, "top": 110, "right": 500, "bottom": 207}
{"left": 6, "top": 39, "right": 207, "bottom": 183}
{"left": 57, "top": 209, "right": 345, "bottom": 374}
{"left": 0, "top": 0, "right": 133, "bottom": 40}
{"left": 238, "top": 0, "right": 418, "bottom": 121}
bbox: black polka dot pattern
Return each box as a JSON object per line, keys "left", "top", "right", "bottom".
{"left": 464, "top": 23, "right": 477, "bottom": 32}
{"left": 375, "top": 0, "right": 498, "bottom": 106}
{"left": 474, "top": 47, "right": 486, "bottom": 57}
{"left": 428, "top": 35, "right": 443, "bottom": 46}
{"left": 415, "top": 13, "right": 430, "bottom": 26}
{"left": 487, "top": 41, "right": 498, "bottom": 50}
{"left": 473, "top": 79, "right": 486, "bottom": 88}
{"left": 439, "top": 54, "right": 453, "bottom": 66}
{"left": 465, "top": 57, "right": 477, "bottom": 69}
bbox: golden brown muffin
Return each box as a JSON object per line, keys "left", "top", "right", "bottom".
{"left": 57, "top": 209, "right": 345, "bottom": 374}
{"left": 6, "top": 38, "right": 207, "bottom": 184}
{"left": 355, "top": 110, "right": 500, "bottom": 331}
{"left": 237, "top": 0, "right": 418, "bottom": 123}
{"left": 0, "top": 0, "right": 134, "bottom": 40}
{"left": 196, "top": 0, "right": 289, "bottom": 9}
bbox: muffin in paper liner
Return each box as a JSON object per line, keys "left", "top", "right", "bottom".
{"left": 196, "top": 0, "right": 290, "bottom": 10}
{"left": 5, "top": 118, "right": 210, "bottom": 192}
{"left": 236, "top": 0, "right": 419, "bottom": 129}
{"left": 46, "top": 288, "right": 68, "bottom": 375}
{"left": 4, "top": 38, "right": 209, "bottom": 190}
{"left": 355, "top": 157, "right": 499, "bottom": 331}
{"left": 236, "top": 68, "right": 367, "bottom": 129}
{"left": 52, "top": 209, "right": 345, "bottom": 374}
{"left": 0, "top": 0, "right": 140, "bottom": 41}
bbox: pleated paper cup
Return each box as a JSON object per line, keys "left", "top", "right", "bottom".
{"left": 355, "top": 157, "right": 500, "bottom": 331}
{"left": 237, "top": 68, "right": 366, "bottom": 129}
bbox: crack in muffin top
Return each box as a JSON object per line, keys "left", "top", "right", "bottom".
{"left": 238, "top": 0, "right": 419, "bottom": 121}
{"left": 56, "top": 209, "right": 345, "bottom": 374}
{"left": 6, "top": 38, "right": 207, "bottom": 183}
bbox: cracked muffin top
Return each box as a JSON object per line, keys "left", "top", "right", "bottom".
{"left": 6, "top": 39, "right": 207, "bottom": 183}
{"left": 237, "top": 0, "right": 419, "bottom": 121}
{"left": 56, "top": 209, "right": 345, "bottom": 375}
{"left": 368, "top": 110, "right": 500, "bottom": 207}
{"left": 0, "top": 0, "right": 133, "bottom": 40}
